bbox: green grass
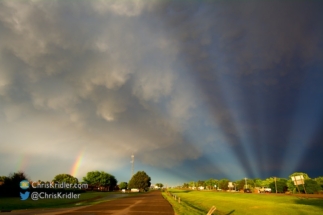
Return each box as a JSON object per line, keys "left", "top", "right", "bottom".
{"left": 164, "top": 189, "right": 323, "bottom": 215}
{"left": 0, "top": 191, "right": 135, "bottom": 210}
{"left": 162, "top": 191, "right": 205, "bottom": 215}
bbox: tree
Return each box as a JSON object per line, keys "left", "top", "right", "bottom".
{"left": 38, "top": 180, "right": 45, "bottom": 184}
{"left": 53, "top": 174, "right": 78, "bottom": 184}
{"left": 246, "top": 179, "right": 255, "bottom": 189}
{"left": 269, "top": 178, "right": 288, "bottom": 193}
{"left": 253, "top": 178, "right": 264, "bottom": 187}
{"left": 83, "top": 171, "right": 117, "bottom": 191}
{"left": 314, "top": 177, "right": 323, "bottom": 190}
{"left": 262, "top": 177, "right": 275, "bottom": 187}
{"left": 197, "top": 180, "right": 205, "bottom": 187}
{"left": 0, "top": 176, "right": 7, "bottom": 182}
{"left": 205, "top": 179, "right": 217, "bottom": 190}
{"left": 182, "top": 183, "right": 189, "bottom": 189}
{"left": 304, "top": 179, "right": 321, "bottom": 194}
{"left": 119, "top": 182, "right": 128, "bottom": 190}
{"left": 0, "top": 171, "right": 29, "bottom": 197}
{"left": 234, "top": 178, "right": 255, "bottom": 190}
{"left": 155, "top": 183, "right": 164, "bottom": 188}
{"left": 218, "top": 179, "right": 229, "bottom": 190}
{"left": 128, "top": 171, "right": 151, "bottom": 192}
{"left": 189, "top": 181, "right": 196, "bottom": 189}
{"left": 235, "top": 179, "right": 245, "bottom": 190}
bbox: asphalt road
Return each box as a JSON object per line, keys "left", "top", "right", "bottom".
{"left": 60, "top": 190, "right": 174, "bottom": 215}
{"left": 6, "top": 191, "right": 175, "bottom": 215}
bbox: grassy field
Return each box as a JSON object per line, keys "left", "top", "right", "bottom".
{"left": 0, "top": 191, "right": 136, "bottom": 210}
{"left": 163, "top": 189, "right": 323, "bottom": 215}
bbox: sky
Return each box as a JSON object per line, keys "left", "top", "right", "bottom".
{"left": 0, "top": 0, "right": 322, "bottom": 186}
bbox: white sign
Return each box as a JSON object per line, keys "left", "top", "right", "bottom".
{"left": 228, "top": 182, "right": 234, "bottom": 188}
{"left": 291, "top": 175, "right": 305, "bottom": 185}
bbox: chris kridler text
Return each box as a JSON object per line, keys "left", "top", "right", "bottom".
{"left": 20, "top": 180, "right": 88, "bottom": 190}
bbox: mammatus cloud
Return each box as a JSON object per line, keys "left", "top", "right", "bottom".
{"left": 0, "top": 0, "right": 205, "bottom": 181}
{"left": 91, "top": 0, "right": 150, "bottom": 17}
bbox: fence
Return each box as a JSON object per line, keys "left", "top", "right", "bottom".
{"left": 165, "top": 190, "right": 216, "bottom": 215}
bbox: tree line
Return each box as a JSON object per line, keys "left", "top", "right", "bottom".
{"left": 0, "top": 170, "right": 152, "bottom": 197}
{"left": 180, "top": 172, "right": 323, "bottom": 194}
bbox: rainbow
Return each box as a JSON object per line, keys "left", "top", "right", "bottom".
{"left": 70, "top": 151, "right": 84, "bottom": 178}
{"left": 17, "top": 154, "right": 28, "bottom": 172}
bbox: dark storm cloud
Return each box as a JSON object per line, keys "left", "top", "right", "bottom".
{"left": 152, "top": 0, "right": 323, "bottom": 178}
{"left": 164, "top": 156, "right": 230, "bottom": 182}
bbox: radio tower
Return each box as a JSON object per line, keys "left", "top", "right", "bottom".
{"left": 131, "top": 154, "right": 134, "bottom": 178}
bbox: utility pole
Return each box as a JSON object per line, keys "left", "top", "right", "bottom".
{"left": 301, "top": 176, "right": 307, "bottom": 194}
{"left": 274, "top": 177, "right": 277, "bottom": 194}
{"left": 244, "top": 177, "right": 248, "bottom": 189}
{"left": 131, "top": 154, "right": 134, "bottom": 178}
